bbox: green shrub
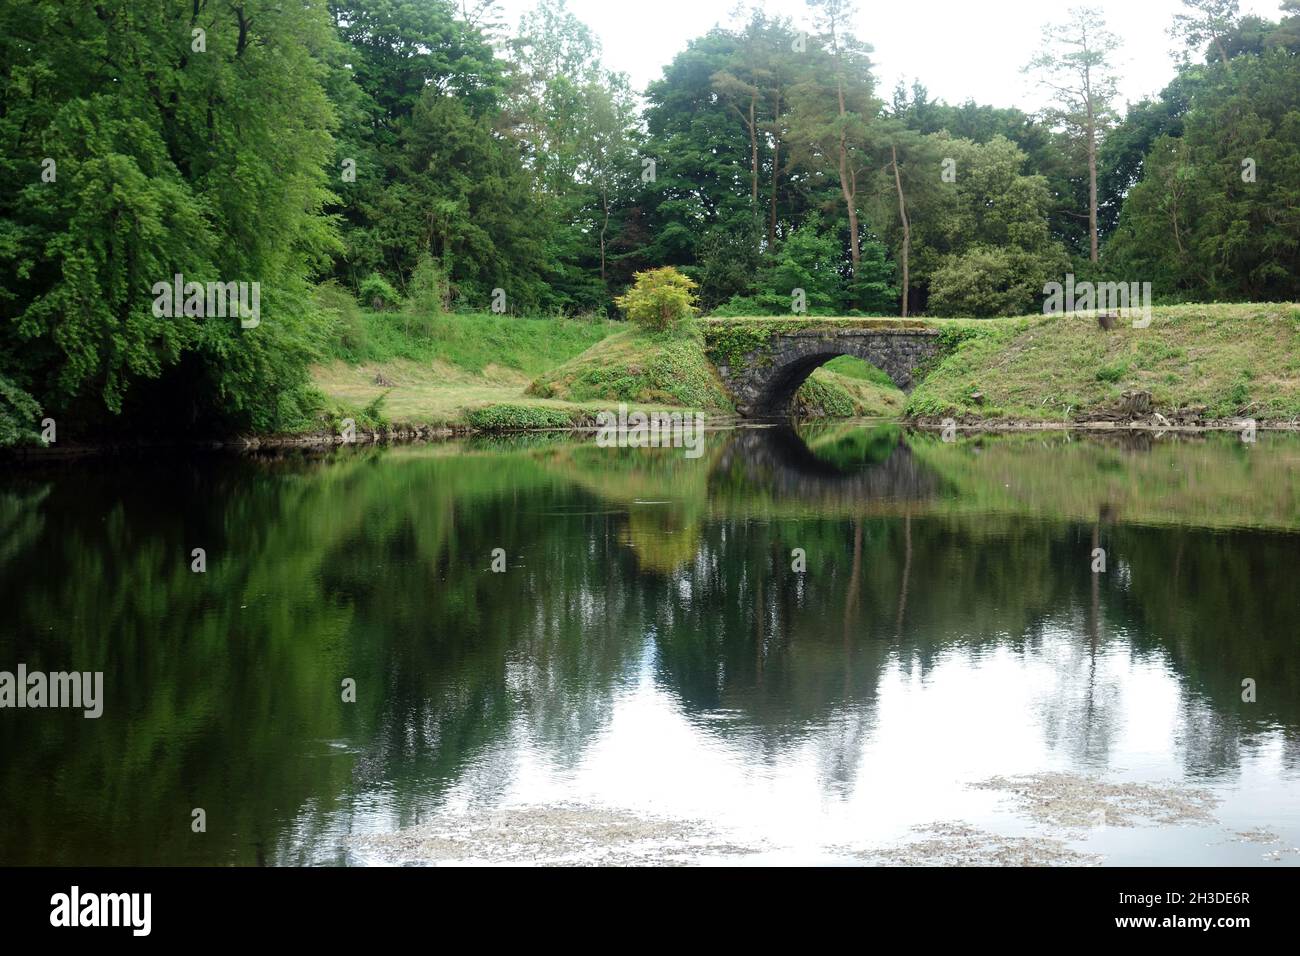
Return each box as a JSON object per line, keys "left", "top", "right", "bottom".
{"left": 359, "top": 273, "right": 401, "bottom": 311}
{"left": 708, "top": 295, "right": 767, "bottom": 317}
{"left": 314, "top": 281, "right": 368, "bottom": 360}
{"left": 1227, "top": 380, "right": 1250, "bottom": 408}
{"left": 927, "top": 245, "right": 1060, "bottom": 318}
{"left": 465, "top": 404, "right": 577, "bottom": 431}
{"left": 406, "top": 254, "right": 450, "bottom": 316}
{"left": 615, "top": 267, "right": 699, "bottom": 331}
{"left": 362, "top": 391, "right": 390, "bottom": 427}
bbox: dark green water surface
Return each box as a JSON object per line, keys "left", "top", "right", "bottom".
{"left": 2, "top": 424, "right": 1298, "bottom": 865}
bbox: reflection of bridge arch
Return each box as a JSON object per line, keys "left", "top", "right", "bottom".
{"left": 710, "top": 325, "right": 942, "bottom": 417}
{"left": 717, "top": 427, "right": 942, "bottom": 505}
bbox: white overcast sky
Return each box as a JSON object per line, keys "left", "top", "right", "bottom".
{"left": 490, "top": 0, "right": 1288, "bottom": 112}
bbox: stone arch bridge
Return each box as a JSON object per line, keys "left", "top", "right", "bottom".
{"left": 703, "top": 319, "right": 942, "bottom": 417}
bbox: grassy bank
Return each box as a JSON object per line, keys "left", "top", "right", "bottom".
{"left": 907, "top": 303, "right": 1300, "bottom": 423}
{"left": 527, "top": 326, "right": 734, "bottom": 410}
{"left": 312, "top": 300, "right": 909, "bottom": 434}
{"left": 529, "top": 324, "right": 905, "bottom": 419}
{"left": 311, "top": 298, "right": 626, "bottom": 430}
{"left": 309, "top": 300, "right": 1300, "bottom": 434}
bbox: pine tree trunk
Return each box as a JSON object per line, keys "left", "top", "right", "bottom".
{"left": 600, "top": 186, "right": 609, "bottom": 282}
{"left": 1086, "top": 69, "right": 1099, "bottom": 263}
{"left": 769, "top": 90, "right": 781, "bottom": 250}
{"left": 837, "top": 81, "right": 859, "bottom": 277}
{"left": 891, "top": 143, "right": 910, "bottom": 318}
{"left": 749, "top": 94, "right": 759, "bottom": 214}
{"left": 1088, "top": 114, "right": 1099, "bottom": 262}
{"left": 827, "top": 19, "right": 860, "bottom": 278}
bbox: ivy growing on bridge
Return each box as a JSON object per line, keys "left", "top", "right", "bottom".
{"left": 702, "top": 318, "right": 933, "bottom": 371}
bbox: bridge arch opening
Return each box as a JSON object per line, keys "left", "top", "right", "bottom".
{"left": 754, "top": 350, "right": 913, "bottom": 419}
{"left": 815, "top": 355, "right": 902, "bottom": 393}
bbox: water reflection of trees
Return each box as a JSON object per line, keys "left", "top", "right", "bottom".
{"left": 0, "top": 451, "right": 646, "bottom": 864}
{"left": 1, "top": 429, "right": 1297, "bottom": 863}
{"left": 630, "top": 429, "right": 1300, "bottom": 783}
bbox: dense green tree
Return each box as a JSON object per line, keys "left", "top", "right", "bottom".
{"left": 1273, "top": 1, "right": 1300, "bottom": 49}
{"left": 734, "top": 214, "right": 845, "bottom": 314}
{"left": 634, "top": 12, "right": 835, "bottom": 280}
{"left": 1096, "top": 87, "right": 1189, "bottom": 239}
{"left": 917, "top": 136, "right": 1069, "bottom": 316}
{"left": 713, "top": 214, "right": 895, "bottom": 316}
{"left": 694, "top": 224, "right": 764, "bottom": 312}
{"left": 507, "top": 0, "right": 602, "bottom": 197}
{"left": 891, "top": 81, "right": 1087, "bottom": 255}
{"left": 378, "top": 91, "right": 558, "bottom": 311}
{"left": 331, "top": 0, "right": 502, "bottom": 122}
{"left": 639, "top": 30, "right": 764, "bottom": 269}
{"left": 328, "top": 0, "right": 555, "bottom": 307}
{"left": 1106, "top": 50, "right": 1300, "bottom": 300}
{"left": 0, "top": 0, "right": 340, "bottom": 437}
{"left": 505, "top": 0, "right": 642, "bottom": 310}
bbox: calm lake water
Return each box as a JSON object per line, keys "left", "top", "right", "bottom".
{"left": 2, "top": 424, "right": 1299, "bottom": 866}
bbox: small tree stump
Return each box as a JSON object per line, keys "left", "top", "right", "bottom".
{"left": 1119, "top": 390, "right": 1152, "bottom": 416}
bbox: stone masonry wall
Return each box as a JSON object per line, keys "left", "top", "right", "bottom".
{"left": 714, "top": 328, "right": 942, "bottom": 417}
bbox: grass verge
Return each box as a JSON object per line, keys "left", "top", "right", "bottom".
{"left": 906, "top": 303, "right": 1300, "bottom": 422}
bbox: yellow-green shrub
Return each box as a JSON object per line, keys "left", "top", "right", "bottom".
{"left": 615, "top": 267, "right": 699, "bottom": 331}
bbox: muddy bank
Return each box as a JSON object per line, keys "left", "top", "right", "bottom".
{"left": 6, "top": 409, "right": 1295, "bottom": 462}
{"left": 1, "top": 413, "right": 747, "bottom": 460}
{"left": 907, "top": 414, "right": 1300, "bottom": 433}
{"left": 0, "top": 420, "right": 544, "bottom": 459}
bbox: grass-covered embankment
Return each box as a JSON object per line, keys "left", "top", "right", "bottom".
{"left": 309, "top": 300, "right": 1300, "bottom": 436}
{"left": 526, "top": 326, "right": 734, "bottom": 410}
{"left": 529, "top": 322, "right": 905, "bottom": 419}
{"left": 311, "top": 289, "right": 630, "bottom": 431}
{"left": 907, "top": 304, "right": 1300, "bottom": 424}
